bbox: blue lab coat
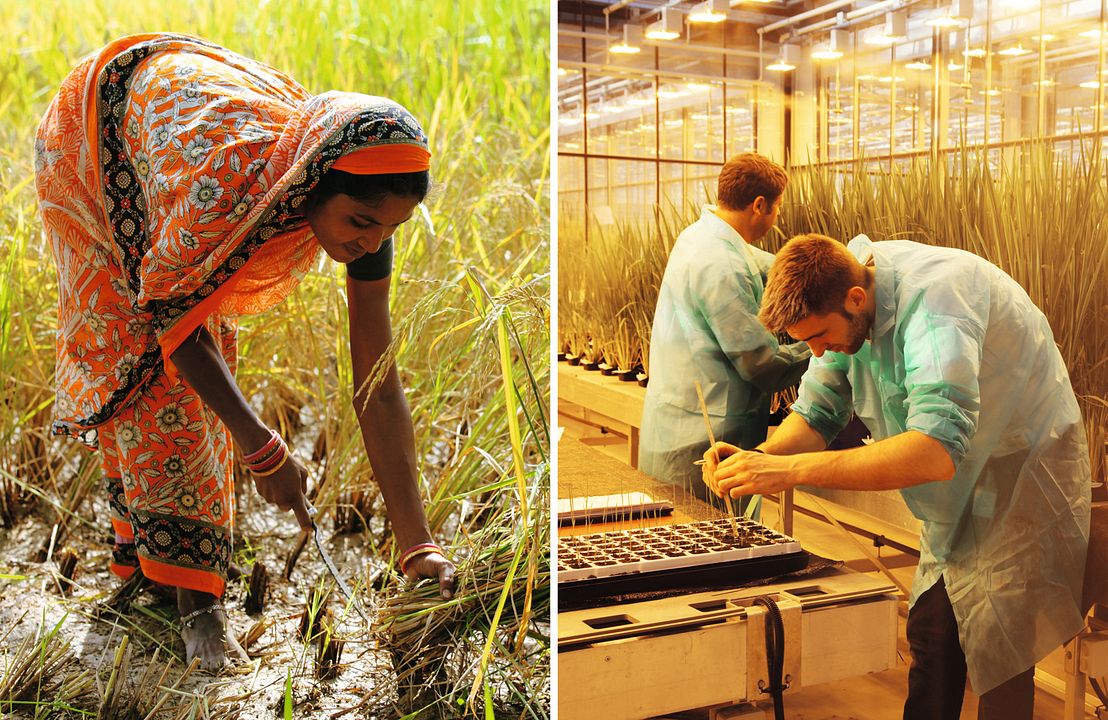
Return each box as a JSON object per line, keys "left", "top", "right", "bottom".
{"left": 639, "top": 206, "right": 811, "bottom": 499}
{"left": 791, "top": 235, "right": 1091, "bottom": 693}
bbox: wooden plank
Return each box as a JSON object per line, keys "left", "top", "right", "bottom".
{"left": 558, "top": 577, "right": 900, "bottom": 719}
{"left": 558, "top": 363, "right": 645, "bottom": 431}
{"left": 800, "top": 598, "right": 899, "bottom": 686}
{"left": 558, "top": 620, "right": 750, "bottom": 720}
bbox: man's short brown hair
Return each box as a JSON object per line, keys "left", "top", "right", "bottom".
{"left": 716, "top": 152, "right": 788, "bottom": 211}
{"left": 759, "top": 234, "right": 864, "bottom": 333}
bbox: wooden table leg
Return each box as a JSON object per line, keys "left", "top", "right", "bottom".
{"left": 782, "top": 488, "right": 794, "bottom": 537}
{"left": 1063, "top": 636, "right": 1088, "bottom": 720}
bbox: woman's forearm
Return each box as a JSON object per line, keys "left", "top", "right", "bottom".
{"left": 353, "top": 369, "right": 434, "bottom": 550}
{"left": 169, "top": 327, "right": 270, "bottom": 453}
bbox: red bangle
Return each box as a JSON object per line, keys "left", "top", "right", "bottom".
{"left": 399, "top": 542, "right": 443, "bottom": 574}
{"left": 249, "top": 440, "right": 288, "bottom": 473}
{"left": 243, "top": 429, "right": 280, "bottom": 463}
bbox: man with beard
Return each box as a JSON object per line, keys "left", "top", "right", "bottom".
{"left": 702, "top": 233, "right": 1090, "bottom": 719}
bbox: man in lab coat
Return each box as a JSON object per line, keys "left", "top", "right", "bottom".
{"left": 706, "top": 233, "right": 1091, "bottom": 718}
{"left": 639, "top": 153, "right": 810, "bottom": 509}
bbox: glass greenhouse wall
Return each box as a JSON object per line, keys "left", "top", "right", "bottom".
{"left": 559, "top": 0, "right": 1108, "bottom": 234}
{"left": 557, "top": 0, "right": 1108, "bottom": 495}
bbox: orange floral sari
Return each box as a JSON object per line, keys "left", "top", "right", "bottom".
{"left": 35, "top": 33, "right": 430, "bottom": 595}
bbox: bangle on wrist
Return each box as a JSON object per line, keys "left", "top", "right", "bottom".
{"left": 243, "top": 429, "right": 281, "bottom": 463}
{"left": 251, "top": 452, "right": 290, "bottom": 478}
{"left": 249, "top": 441, "right": 284, "bottom": 468}
{"left": 244, "top": 429, "right": 294, "bottom": 478}
{"left": 249, "top": 439, "right": 288, "bottom": 474}
{"left": 399, "top": 542, "right": 443, "bottom": 574}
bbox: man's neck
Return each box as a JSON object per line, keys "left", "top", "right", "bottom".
{"left": 712, "top": 206, "right": 759, "bottom": 244}
{"left": 863, "top": 264, "right": 878, "bottom": 318}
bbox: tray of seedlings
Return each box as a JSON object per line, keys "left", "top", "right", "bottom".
{"left": 558, "top": 518, "right": 809, "bottom": 605}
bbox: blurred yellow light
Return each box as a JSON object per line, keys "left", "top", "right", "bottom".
{"left": 998, "top": 44, "right": 1031, "bottom": 56}
{"left": 664, "top": 119, "right": 684, "bottom": 127}
{"left": 963, "top": 47, "right": 987, "bottom": 57}
{"left": 688, "top": 11, "right": 726, "bottom": 22}
{"left": 906, "top": 61, "right": 932, "bottom": 71}
{"left": 686, "top": 82, "right": 712, "bottom": 91}
{"left": 927, "top": 15, "right": 962, "bottom": 27}
{"left": 646, "top": 9, "right": 683, "bottom": 41}
{"left": 558, "top": 67, "right": 568, "bottom": 76}
{"left": 611, "top": 25, "right": 643, "bottom": 54}
{"left": 978, "top": 88, "right": 1002, "bottom": 96}
{"left": 657, "top": 89, "right": 688, "bottom": 99}
{"left": 812, "top": 49, "right": 844, "bottom": 60}
{"left": 767, "top": 60, "right": 796, "bottom": 71}
{"left": 688, "top": 0, "right": 728, "bottom": 23}
{"left": 1080, "top": 80, "right": 1103, "bottom": 89}
{"left": 1034, "top": 79, "right": 1055, "bottom": 86}
{"left": 1032, "top": 34, "right": 1056, "bottom": 42}
{"left": 948, "top": 61, "right": 964, "bottom": 71}
{"left": 629, "top": 97, "right": 653, "bottom": 106}
{"left": 1080, "top": 29, "right": 1103, "bottom": 38}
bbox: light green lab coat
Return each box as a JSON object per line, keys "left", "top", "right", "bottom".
{"left": 792, "top": 236, "right": 1091, "bottom": 694}
{"left": 639, "top": 206, "right": 811, "bottom": 501}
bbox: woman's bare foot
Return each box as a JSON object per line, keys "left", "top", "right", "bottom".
{"left": 177, "top": 588, "right": 249, "bottom": 671}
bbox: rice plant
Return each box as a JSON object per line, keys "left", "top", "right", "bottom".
{"left": 0, "top": 0, "right": 549, "bottom": 717}
{"left": 556, "top": 203, "right": 690, "bottom": 380}
{"left": 0, "top": 612, "right": 95, "bottom": 717}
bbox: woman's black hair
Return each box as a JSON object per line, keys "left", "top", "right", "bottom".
{"left": 309, "top": 168, "right": 430, "bottom": 207}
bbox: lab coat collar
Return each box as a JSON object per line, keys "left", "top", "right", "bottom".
{"left": 699, "top": 205, "right": 752, "bottom": 251}
{"left": 846, "top": 234, "right": 896, "bottom": 340}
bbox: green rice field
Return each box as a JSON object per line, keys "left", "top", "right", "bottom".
{"left": 0, "top": 1, "right": 550, "bottom": 717}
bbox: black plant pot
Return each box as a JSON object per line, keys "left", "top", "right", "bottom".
{"left": 637, "top": 373, "right": 649, "bottom": 388}
{"left": 599, "top": 363, "right": 617, "bottom": 376}
{"left": 567, "top": 355, "right": 581, "bottom": 366}
{"left": 617, "top": 368, "right": 639, "bottom": 382}
{"left": 557, "top": 353, "right": 567, "bottom": 362}
{"left": 583, "top": 359, "right": 602, "bottom": 371}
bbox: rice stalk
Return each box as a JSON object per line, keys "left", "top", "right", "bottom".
{"left": 0, "top": 612, "right": 96, "bottom": 717}
{"left": 375, "top": 498, "right": 550, "bottom": 717}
